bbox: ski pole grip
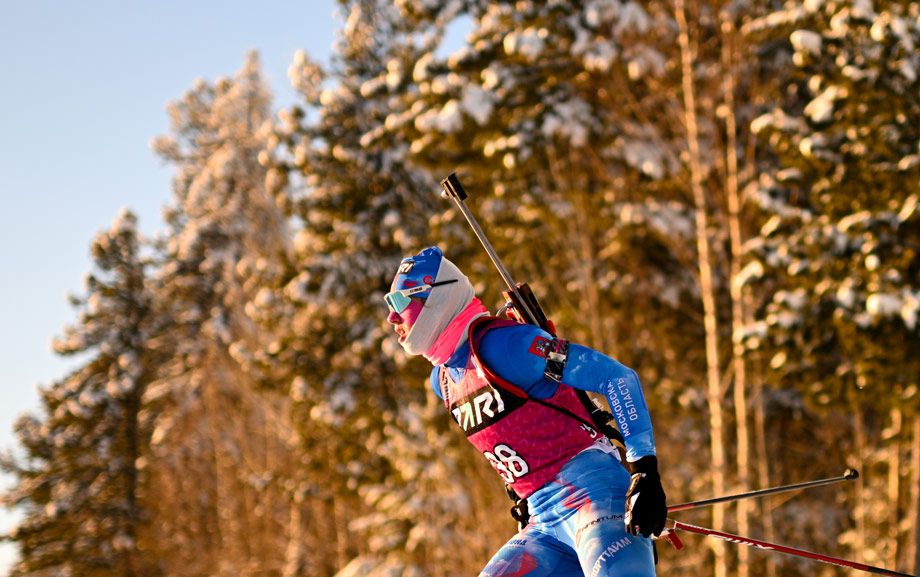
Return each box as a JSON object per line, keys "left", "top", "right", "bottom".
{"left": 440, "top": 173, "right": 468, "bottom": 201}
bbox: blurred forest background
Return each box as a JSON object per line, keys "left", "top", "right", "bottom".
{"left": 2, "top": 1, "right": 919, "bottom": 576}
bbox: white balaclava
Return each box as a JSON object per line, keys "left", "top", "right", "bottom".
{"left": 394, "top": 247, "right": 475, "bottom": 356}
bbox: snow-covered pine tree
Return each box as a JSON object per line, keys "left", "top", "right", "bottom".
{"left": 259, "top": 3, "right": 498, "bottom": 575}
{"left": 379, "top": 2, "right": 723, "bottom": 572}
{"left": 1, "top": 210, "right": 153, "bottom": 577}
{"left": 382, "top": 0, "right": 696, "bottom": 355}
{"left": 741, "top": 1, "right": 920, "bottom": 573}
{"left": 142, "top": 52, "right": 296, "bottom": 577}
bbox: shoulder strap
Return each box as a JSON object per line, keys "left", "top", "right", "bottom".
{"left": 469, "top": 318, "right": 624, "bottom": 447}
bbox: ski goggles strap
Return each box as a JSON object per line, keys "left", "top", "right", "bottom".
{"left": 384, "top": 279, "right": 458, "bottom": 314}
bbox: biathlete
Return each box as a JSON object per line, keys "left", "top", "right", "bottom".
{"left": 385, "top": 246, "right": 667, "bottom": 577}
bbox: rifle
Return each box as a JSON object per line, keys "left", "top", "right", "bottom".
{"left": 439, "top": 173, "right": 624, "bottom": 445}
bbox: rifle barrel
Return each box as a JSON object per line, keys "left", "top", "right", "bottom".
{"left": 440, "top": 174, "right": 540, "bottom": 325}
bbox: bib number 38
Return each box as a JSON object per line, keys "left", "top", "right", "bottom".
{"left": 484, "top": 444, "right": 530, "bottom": 483}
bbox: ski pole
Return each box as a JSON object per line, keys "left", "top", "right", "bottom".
{"left": 668, "top": 469, "right": 859, "bottom": 513}
{"left": 667, "top": 519, "right": 916, "bottom": 577}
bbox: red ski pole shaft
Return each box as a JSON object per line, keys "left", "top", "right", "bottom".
{"left": 668, "top": 469, "right": 859, "bottom": 513}
{"left": 670, "top": 520, "right": 917, "bottom": 577}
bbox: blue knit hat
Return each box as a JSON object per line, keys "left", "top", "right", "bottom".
{"left": 391, "top": 246, "right": 445, "bottom": 296}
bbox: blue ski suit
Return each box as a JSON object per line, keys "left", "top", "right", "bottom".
{"left": 430, "top": 322, "right": 658, "bottom": 577}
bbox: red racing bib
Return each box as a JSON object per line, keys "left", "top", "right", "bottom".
{"left": 438, "top": 318, "right": 599, "bottom": 498}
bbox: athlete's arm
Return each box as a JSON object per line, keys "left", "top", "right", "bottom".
{"left": 478, "top": 324, "right": 656, "bottom": 462}
{"left": 562, "top": 344, "right": 655, "bottom": 462}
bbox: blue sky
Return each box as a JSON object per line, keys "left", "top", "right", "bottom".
{"left": 0, "top": 1, "right": 337, "bottom": 572}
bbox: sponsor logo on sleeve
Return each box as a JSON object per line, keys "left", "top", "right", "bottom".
{"left": 528, "top": 336, "right": 552, "bottom": 358}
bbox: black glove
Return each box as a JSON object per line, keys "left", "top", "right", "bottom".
{"left": 624, "top": 456, "right": 667, "bottom": 538}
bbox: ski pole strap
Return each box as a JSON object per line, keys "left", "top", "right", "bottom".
{"left": 669, "top": 520, "right": 917, "bottom": 577}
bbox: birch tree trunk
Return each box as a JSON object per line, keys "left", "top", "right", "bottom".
{"left": 282, "top": 498, "right": 307, "bottom": 577}
{"left": 719, "top": 10, "right": 751, "bottom": 577}
{"left": 889, "top": 403, "right": 902, "bottom": 570}
{"left": 851, "top": 389, "right": 868, "bottom": 565}
{"left": 545, "top": 149, "right": 609, "bottom": 351}
{"left": 675, "top": 1, "right": 728, "bottom": 575}
{"left": 911, "top": 414, "right": 920, "bottom": 575}
{"left": 574, "top": 183, "right": 607, "bottom": 352}
{"left": 751, "top": 360, "right": 777, "bottom": 577}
